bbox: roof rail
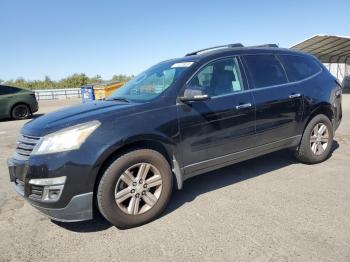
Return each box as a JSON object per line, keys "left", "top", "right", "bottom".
{"left": 248, "top": 44, "right": 279, "bottom": 48}
{"left": 185, "top": 43, "right": 244, "bottom": 56}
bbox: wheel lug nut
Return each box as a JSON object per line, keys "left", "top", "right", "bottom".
{"left": 131, "top": 189, "right": 135, "bottom": 193}
{"left": 132, "top": 182, "right": 137, "bottom": 186}
{"left": 143, "top": 184, "right": 147, "bottom": 188}
{"left": 135, "top": 193, "right": 140, "bottom": 198}
{"left": 139, "top": 179, "right": 143, "bottom": 184}
{"left": 142, "top": 191, "right": 146, "bottom": 195}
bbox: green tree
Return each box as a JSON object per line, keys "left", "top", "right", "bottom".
{"left": 88, "top": 75, "right": 103, "bottom": 84}
{"left": 111, "top": 74, "right": 133, "bottom": 83}
{"left": 2, "top": 73, "right": 133, "bottom": 90}
{"left": 60, "top": 73, "right": 89, "bottom": 88}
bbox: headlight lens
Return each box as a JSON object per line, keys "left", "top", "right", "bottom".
{"left": 32, "top": 120, "right": 100, "bottom": 155}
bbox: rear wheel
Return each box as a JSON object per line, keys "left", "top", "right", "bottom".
{"left": 97, "top": 149, "right": 173, "bottom": 228}
{"left": 11, "top": 104, "right": 31, "bottom": 120}
{"left": 294, "top": 114, "right": 333, "bottom": 164}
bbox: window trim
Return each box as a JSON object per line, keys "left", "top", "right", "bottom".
{"left": 182, "top": 55, "right": 250, "bottom": 99}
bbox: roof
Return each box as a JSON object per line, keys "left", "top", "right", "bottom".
{"left": 291, "top": 35, "right": 350, "bottom": 63}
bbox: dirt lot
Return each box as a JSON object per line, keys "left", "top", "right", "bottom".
{"left": 0, "top": 97, "right": 350, "bottom": 262}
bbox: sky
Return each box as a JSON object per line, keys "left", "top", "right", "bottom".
{"left": 1, "top": 0, "right": 349, "bottom": 81}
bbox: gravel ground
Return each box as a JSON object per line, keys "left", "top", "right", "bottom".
{"left": 0, "top": 96, "right": 349, "bottom": 262}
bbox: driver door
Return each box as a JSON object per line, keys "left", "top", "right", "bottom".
{"left": 177, "top": 57, "right": 256, "bottom": 175}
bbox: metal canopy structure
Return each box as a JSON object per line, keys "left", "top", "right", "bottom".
{"left": 291, "top": 35, "right": 350, "bottom": 64}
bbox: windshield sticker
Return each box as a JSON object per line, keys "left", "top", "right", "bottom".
{"left": 171, "top": 62, "right": 194, "bottom": 68}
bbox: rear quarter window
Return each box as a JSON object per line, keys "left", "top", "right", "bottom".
{"left": 0, "top": 86, "right": 21, "bottom": 95}
{"left": 278, "top": 54, "right": 322, "bottom": 82}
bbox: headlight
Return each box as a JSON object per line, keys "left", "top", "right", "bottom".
{"left": 32, "top": 120, "right": 100, "bottom": 155}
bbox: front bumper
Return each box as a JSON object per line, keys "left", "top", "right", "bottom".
{"left": 333, "top": 102, "right": 342, "bottom": 131}
{"left": 7, "top": 153, "right": 95, "bottom": 222}
{"left": 32, "top": 102, "right": 39, "bottom": 113}
{"left": 31, "top": 192, "right": 93, "bottom": 222}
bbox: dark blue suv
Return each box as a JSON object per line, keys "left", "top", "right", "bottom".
{"left": 7, "top": 44, "right": 342, "bottom": 228}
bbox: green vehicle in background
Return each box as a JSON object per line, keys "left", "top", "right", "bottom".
{"left": 0, "top": 85, "right": 39, "bottom": 120}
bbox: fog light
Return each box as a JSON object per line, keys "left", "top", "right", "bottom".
{"left": 42, "top": 185, "right": 64, "bottom": 202}
{"left": 29, "top": 177, "right": 66, "bottom": 202}
{"left": 49, "top": 189, "right": 61, "bottom": 199}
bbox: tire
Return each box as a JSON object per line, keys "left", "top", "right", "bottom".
{"left": 11, "top": 104, "right": 31, "bottom": 120}
{"left": 294, "top": 114, "right": 334, "bottom": 164}
{"left": 97, "top": 149, "right": 173, "bottom": 228}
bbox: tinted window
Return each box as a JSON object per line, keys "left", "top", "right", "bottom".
{"left": 0, "top": 86, "right": 19, "bottom": 95}
{"left": 279, "top": 55, "right": 321, "bottom": 81}
{"left": 244, "top": 55, "right": 288, "bottom": 88}
{"left": 188, "top": 57, "right": 244, "bottom": 96}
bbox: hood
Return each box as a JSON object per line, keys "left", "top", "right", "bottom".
{"left": 22, "top": 100, "right": 139, "bottom": 137}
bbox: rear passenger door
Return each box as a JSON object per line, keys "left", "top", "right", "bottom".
{"left": 242, "top": 54, "right": 303, "bottom": 146}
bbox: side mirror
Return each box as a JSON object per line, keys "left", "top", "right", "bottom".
{"left": 179, "top": 88, "right": 210, "bottom": 102}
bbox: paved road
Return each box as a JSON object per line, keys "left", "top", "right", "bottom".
{"left": 1, "top": 97, "right": 350, "bottom": 262}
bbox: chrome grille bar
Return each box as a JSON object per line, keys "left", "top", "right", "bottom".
{"left": 14, "top": 134, "right": 41, "bottom": 160}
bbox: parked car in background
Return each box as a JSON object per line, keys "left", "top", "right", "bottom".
{"left": 0, "top": 85, "right": 38, "bottom": 120}
{"left": 7, "top": 44, "right": 342, "bottom": 228}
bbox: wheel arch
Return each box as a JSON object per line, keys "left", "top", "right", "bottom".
{"left": 93, "top": 136, "right": 184, "bottom": 205}
{"left": 304, "top": 102, "right": 334, "bottom": 132}
{"left": 10, "top": 102, "right": 32, "bottom": 117}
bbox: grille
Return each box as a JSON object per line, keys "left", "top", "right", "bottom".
{"left": 14, "top": 134, "right": 41, "bottom": 160}
{"left": 30, "top": 185, "right": 44, "bottom": 200}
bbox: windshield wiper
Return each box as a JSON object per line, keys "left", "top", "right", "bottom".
{"left": 106, "top": 97, "right": 130, "bottom": 103}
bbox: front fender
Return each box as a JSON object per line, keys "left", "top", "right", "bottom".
{"left": 92, "top": 133, "right": 184, "bottom": 190}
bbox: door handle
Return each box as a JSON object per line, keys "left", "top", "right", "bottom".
{"left": 235, "top": 103, "right": 252, "bottom": 109}
{"left": 289, "top": 93, "right": 301, "bottom": 99}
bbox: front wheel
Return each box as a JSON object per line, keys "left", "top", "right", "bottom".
{"left": 97, "top": 149, "right": 173, "bottom": 228}
{"left": 294, "top": 114, "right": 334, "bottom": 164}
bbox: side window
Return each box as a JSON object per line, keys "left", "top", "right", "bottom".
{"left": 279, "top": 55, "right": 321, "bottom": 81}
{"left": 244, "top": 54, "right": 288, "bottom": 88}
{"left": 0, "top": 87, "right": 7, "bottom": 95}
{"left": 0, "top": 86, "right": 16, "bottom": 95}
{"left": 188, "top": 57, "right": 244, "bottom": 96}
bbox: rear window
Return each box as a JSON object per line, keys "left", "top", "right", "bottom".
{"left": 278, "top": 55, "right": 321, "bottom": 82}
{"left": 244, "top": 54, "right": 288, "bottom": 88}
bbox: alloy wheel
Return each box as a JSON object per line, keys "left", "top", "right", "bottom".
{"left": 14, "top": 105, "right": 29, "bottom": 119}
{"left": 114, "top": 163, "right": 163, "bottom": 215}
{"left": 310, "top": 123, "right": 329, "bottom": 155}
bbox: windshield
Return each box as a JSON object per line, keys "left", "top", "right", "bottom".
{"left": 107, "top": 61, "right": 193, "bottom": 102}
